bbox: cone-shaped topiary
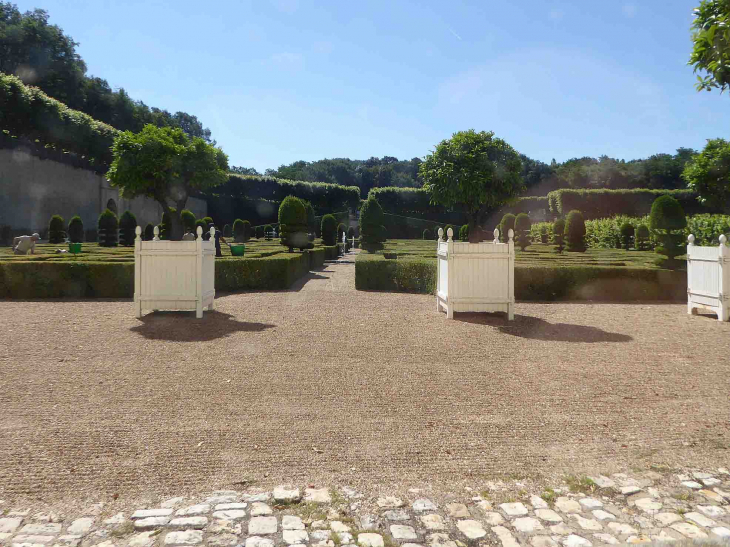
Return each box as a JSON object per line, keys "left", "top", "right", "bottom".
{"left": 423, "top": 228, "right": 432, "bottom": 240}
{"left": 119, "top": 210, "right": 137, "bottom": 246}
{"left": 620, "top": 222, "right": 634, "bottom": 250}
{"left": 514, "top": 213, "right": 531, "bottom": 251}
{"left": 635, "top": 224, "right": 650, "bottom": 251}
{"left": 279, "top": 196, "right": 308, "bottom": 251}
{"left": 48, "top": 214, "right": 65, "bottom": 243}
{"left": 459, "top": 224, "right": 469, "bottom": 241}
{"left": 98, "top": 209, "right": 118, "bottom": 247}
{"left": 359, "top": 196, "right": 386, "bottom": 249}
{"left": 553, "top": 218, "right": 566, "bottom": 253}
{"left": 223, "top": 224, "right": 232, "bottom": 238}
{"left": 321, "top": 214, "right": 337, "bottom": 245}
{"left": 564, "top": 210, "right": 586, "bottom": 252}
{"left": 500, "top": 213, "right": 516, "bottom": 243}
{"left": 144, "top": 223, "right": 155, "bottom": 241}
{"left": 67, "top": 215, "right": 84, "bottom": 243}
{"left": 649, "top": 195, "right": 686, "bottom": 260}
{"left": 181, "top": 209, "right": 196, "bottom": 233}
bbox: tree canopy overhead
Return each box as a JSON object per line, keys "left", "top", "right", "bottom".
{"left": 689, "top": 0, "right": 730, "bottom": 94}
{"left": 682, "top": 137, "right": 730, "bottom": 213}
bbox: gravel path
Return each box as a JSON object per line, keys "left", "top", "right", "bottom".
{"left": 1, "top": 258, "right": 729, "bottom": 509}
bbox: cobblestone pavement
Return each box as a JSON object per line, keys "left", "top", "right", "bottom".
{"left": 2, "top": 469, "right": 730, "bottom": 547}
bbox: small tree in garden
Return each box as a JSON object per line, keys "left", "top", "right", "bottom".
{"left": 635, "top": 224, "right": 650, "bottom": 251}
{"left": 649, "top": 195, "right": 687, "bottom": 260}
{"left": 255, "top": 225, "right": 263, "bottom": 239}
{"left": 321, "top": 214, "right": 337, "bottom": 245}
{"left": 423, "top": 228, "right": 432, "bottom": 240}
{"left": 233, "top": 219, "right": 245, "bottom": 242}
{"left": 264, "top": 224, "right": 274, "bottom": 240}
{"left": 565, "top": 210, "right": 587, "bottom": 252}
{"left": 119, "top": 210, "right": 138, "bottom": 246}
{"left": 108, "top": 125, "right": 228, "bottom": 241}
{"left": 540, "top": 225, "right": 549, "bottom": 243}
{"left": 223, "top": 224, "right": 232, "bottom": 237}
{"left": 359, "top": 196, "right": 387, "bottom": 249}
{"left": 514, "top": 213, "right": 531, "bottom": 250}
{"left": 180, "top": 209, "right": 196, "bottom": 233}
{"left": 459, "top": 224, "right": 469, "bottom": 241}
{"left": 500, "top": 213, "right": 516, "bottom": 243}
{"left": 48, "top": 214, "right": 65, "bottom": 243}
{"left": 553, "top": 218, "right": 566, "bottom": 253}
{"left": 620, "top": 222, "right": 635, "bottom": 250}
{"left": 98, "top": 209, "right": 118, "bottom": 247}
{"left": 279, "top": 196, "right": 310, "bottom": 251}
{"left": 144, "top": 223, "right": 155, "bottom": 241}
{"left": 682, "top": 138, "right": 730, "bottom": 213}
{"left": 337, "top": 222, "right": 347, "bottom": 242}
{"left": 67, "top": 216, "right": 84, "bottom": 243}
{"left": 420, "top": 129, "right": 523, "bottom": 243}
{"left": 159, "top": 208, "right": 176, "bottom": 240}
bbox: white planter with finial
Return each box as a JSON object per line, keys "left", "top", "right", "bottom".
{"left": 687, "top": 233, "right": 730, "bottom": 321}
{"left": 436, "top": 227, "right": 515, "bottom": 320}
{"left": 134, "top": 225, "right": 216, "bottom": 319}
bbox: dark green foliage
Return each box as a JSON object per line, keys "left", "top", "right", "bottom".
{"left": 97, "top": 209, "right": 118, "bottom": 247}
{"left": 223, "top": 224, "right": 232, "bottom": 237}
{"left": 303, "top": 200, "right": 316, "bottom": 233}
{"left": 233, "top": 219, "right": 245, "bottom": 242}
{"left": 650, "top": 195, "right": 687, "bottom": 260}
{"left": 48, "top": 215, "right": 65, "bottom": 244}
{"left": 619, "top": 222, "right": 634, "bottom": 250}
{"left": 181, "top": 209, "right": 196, "bottom": 233}
{"left": 264, "top": 224, "right": 274, "bottom": 239}
{"left": 159, "top": 208, "right": 176, "bottom": 240}
{"left": 443, "top": 224, "right": 454, "bottom": 241}
{"left": 553, "top": 218, "right": 566, "bottom": 253}
{"left": 355, "top": 256, "right": 437, "bottom": 293}
{"left": 119, "top": 210, "right": 137, "bottom": 246}
{"left": 540, "top": 225, "right": 549, "bottom": 243}
{"left": 502, "top": 196, "right": 550, "bottom": 216}
{"left": 321, "top": 214, "right": 337, "bottom": 245}
{"left": 635, "top": 224, "right": 651, "bottom": 251}
{"left": 565, "top": 210, "right": 587, "bottom": 252}
{"left": 347, "top": 227, "right": 355, "bottom": 239}
{"left": 195, "top": 219, "right": 207, "bottom": 238}
{"left": 459, "top": 224, "right": 469, "bottom": 241}
{"left": 241, "top": 220, "right": 251, "bottom": 241}
{"left": 423, "top": 228, "right": 432, "bottom": 240}
{"left": 359, "top": 196, "right": 387, "bottom": 248}
{"left": 337, "top": 223, "right": 347, "bottom": 242}
{"left": 514, "top": 213, "right": 532, "bottom": 250}
{"left": 500, "top": 213, "right": 516, "bottom": 243}
{"left": 144, "top": 223, "right": 154, "bottom": 241}
{"left": 278, "top": 196, "right": 309, "bottom": 251}
{"left": 254, "top": 225, "right": 263, "bottom": 239}
{"left": 202, "top": 216, "right": 213, "bottom": 226}
{"left": 1, "top": 225, "right": 12, "bottom": 246}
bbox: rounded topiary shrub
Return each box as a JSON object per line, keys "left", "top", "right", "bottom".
{"left": 202, "top": 216, "right": 213, "bottom": 226}
{"left": 359, "top": 197, "right": 386, "bottom": 249}
{"left": 181, "top": 209, "right": 196, "bottom": 233}
{"left": 241, "top": 220, "right": 251, "bottom": 241}
{"left": 304, "top": 201, "right": 316, "bottom": 234}
{"left": 635, "top": 224, "right": 650, "bottom": 251}
{"left": 337, "top": 223, "right": 347, "bottom": 242}
{"left": 67, "top": 215, "right": 84, "bottom": 243}
{"left": 347, "top": 226, "right": 355, "bottom": 239}
{"left": 459, "top": 224, "right": 469, "bottom": 242}
{"left": 540, "top": 225, "right": 549, "bottom": 244}
{"left": 553, "top": 218, "right": 566, "bottom": 253}
{"left": 279, "top": 196, "right": 308, "bottom": 251}
{"left": 620, "top": 222, "right": 634, "bottom": 250}
{"left": 500, "top": 213, "right": 516, "bottom": 243}
{"left": 423, "top": 228, "right": 432, "bottom": 240}
{"left": 223, "top": 224, "right": 232, "bottom": 238}
{"left": 98, "top": 209, "right": 119, "bottom": 247}
{"left": 264, "top": 224, "right": 274, "bottom": 239}
{"left": 195, "top": 219, "right": 208, "bottom": 239}
{"left": 119, "top": 210, "right": 138, "bottom": 246}
{"left": 48, "top": 214, "right": 65, "bottom": 244}
{"left": 321, "top": 214, "right": 337, "bottom": 245}
{"left": 515, "top": 213, "right": 531, "bottom": 251}
{"left": 144, "top": 223, "right": 155, "bottom": 241}
{"left": 254, "top": 225, "right": 263, "bottom": 239}
{"left": 232, "top": 219, "right": 245, "bottom": 242}
{"left": 159, "top": 208, "right": 176, "bottom": 240}
{"left": 443, "top": 224, "right": 454, "bottom": 241}
{"left": 564, "top": 210, "right": 586, "bottom": 252}
{"left": 649, "top": 195, "right": 686, "bottom": 260}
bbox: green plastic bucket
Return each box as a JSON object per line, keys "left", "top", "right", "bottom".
{"left": 69, "top": 243, "right": 82, "bottom": 254}
{"left": 230, "top": 244, "right": 245, "bottom": 257}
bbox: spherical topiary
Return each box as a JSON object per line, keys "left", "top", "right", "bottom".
{"left": 48, "top": 214, "right": 65, "bottom": 243}
{"left": 564, "top": 210, "right": 586, "bottom": 252}
{"left": 347, "top": 226, "right": 355, "bottom": 239}
{"left": 119, "top": 210, "right": 138, "bottom": 246}
{"left": 514, "top": 213, "right": 532, "bottom": 251}
{"left": 500, "top": 213, "right": 516, "bottom": 243}
{"left": 67, "top": 215, "right": 84, "bottom": 243}
{"left": 321, "top": 214, "right": 337, "bottom": 245}
{"left": 359, "top": 196, "right": 386, "bottom": 248}
{"left": 423, "top": 228, "right": 432, "bottom": 240}
{"left": 553, "top": 218, "right": 566, "bottom": 253}
{"left": 540, "top": 225, "right": 549, "bottom": 244}
{"left": 223, "top": 224, "right": 232, "bottom": 238}
{"left": 619, "top": 222, "right": 634, "bottom": 250}
{"left": 459, "top": 224, "right": 469, "bottom": 241}
{"left": 264, "top": 224, "right": 274, "bottom": 239}
{"left": 144, "top": 223, "right": 154, "bottom": 241}
{"left": 181, "top": 209, "right": 196, "bottom": 233}
{"left": 337, "top": 223, "right": 347, "bottom": 242}
{"left": 98, "top": 209, "right": 118, "bottom": 247}
{"left": 635, "top": 224, "right": 650, "bottom": 251}
{"left": 278, "top": 196, "right": 308, "bottom": 251}
{"left": 649, "top": 195, "right": 686, "bottom": 260}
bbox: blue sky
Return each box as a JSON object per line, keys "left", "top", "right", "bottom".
{"left": 15, "top": 0, "right": 730, "bottom": 172}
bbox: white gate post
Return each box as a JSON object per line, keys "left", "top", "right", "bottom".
{"left": 720, "top": 234, "right": 729, "bottom": 322}
{"left": 687, "top": 234, "right": 696, "bottom": 315}
{"left": 507, "top": 228, "right": 515, "bottom": 321}
{"left": 195, "top": 226, "right": 204, "bottom": 318}
{"left": 446, "top": 227, "right": 454, "bottom": 319}
{"left": 134, "top": 226, "right": 142, "bottom": 318}
{"left": 436, "top": 228, "right": 443, "bottom": 312}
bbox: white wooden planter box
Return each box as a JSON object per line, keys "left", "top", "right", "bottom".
{"left": 436, "top": 227, "right": 515, "bottom": 320}
{"left": 687, "top": 234, "right": 730, "bottom": 322}
{"left": 134, "top": 226, "right": 216, "bottom": 319}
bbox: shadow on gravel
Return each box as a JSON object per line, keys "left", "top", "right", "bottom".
{"left": 287, "top": 271, "right": 331, "bottom": 291}
{"left": 455, "top": 313, "right": 633, "bottom": 343}
{"left": 131, "top": 311, "right": 275, "bottom": 341}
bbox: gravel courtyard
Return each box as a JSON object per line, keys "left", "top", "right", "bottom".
{"left": 1, "top": 258, "right": 729, "bottom": 507}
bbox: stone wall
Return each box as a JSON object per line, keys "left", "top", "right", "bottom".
{"left": 0, "top": 147, "right": 207, "bottom": 235}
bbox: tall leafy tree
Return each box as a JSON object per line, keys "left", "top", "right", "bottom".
{"left": 682, "top": 138, "right": 730, "bottom": 213}
{"left": 689, "top": 0, "right": 730, "bottom": 93}
{"left": 420, "top": 130, "right": 523, "bottom": 242}
{"left": 108, "top": 125, "right": 229, "bottom": 240}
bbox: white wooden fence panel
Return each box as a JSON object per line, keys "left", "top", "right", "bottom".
{"left": 686, "top": 234, "right": 730, "bottom": 321}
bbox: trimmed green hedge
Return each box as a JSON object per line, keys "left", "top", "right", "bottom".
{"left": 547, "top": 188, "right": 704, "bottom": 219}
{"left": 354, "top": 257, "right": 685, "bottom": 301}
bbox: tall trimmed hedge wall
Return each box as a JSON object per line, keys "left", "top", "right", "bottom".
{"left": 546, "top": 188, "right": 704, "bottom": 219}
{"left": 367, "top": 187, "right": 466, "bottom": 224}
